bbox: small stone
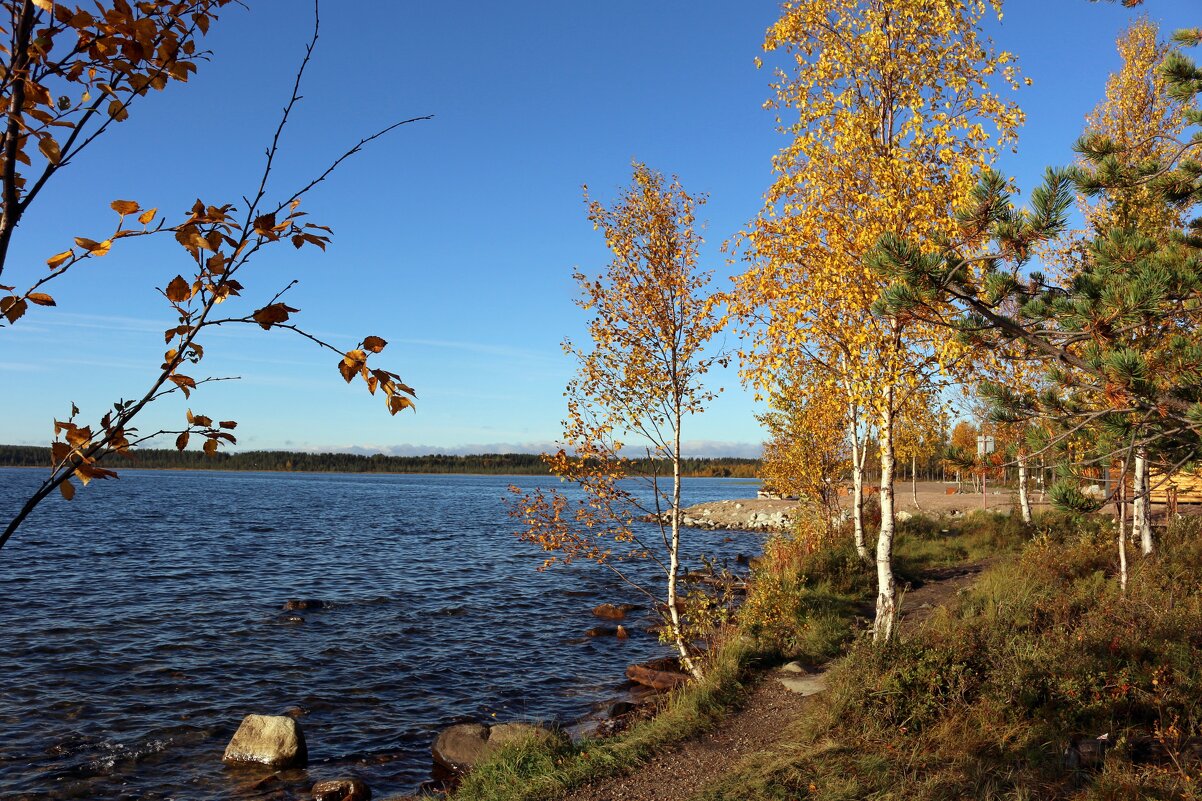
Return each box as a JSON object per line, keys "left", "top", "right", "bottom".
{"left": 312, "top": 777, "right": 371, "bottom": 801}
{"left": 777, "top": 673, "right": 828, "bottom": 697}
{"left": 780, "top": 661, "right": 806, "bottom": 674}
{"left": 223, "top": 714, "right": 307, "bottom": 769}
{"left": 277, "top": 613, "right": 305, "bottom": 624}
{"left": 616, "top": 625, "right": 628, "bottom": 639}
{"left": 586, "top": 626, "right": 619, "bottom": 637}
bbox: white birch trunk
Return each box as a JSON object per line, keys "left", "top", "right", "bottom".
{"left": 911, "top": 453, "right": 921, "bottom": 511}
{"left": 668, "top": 414, "right": 701, "bottom": 679}
{"left": 1017, "top": 453, "right": 1033, "bottom": 524}
{"left": 1134, "top": 449, "right": 1153, "bottom": 555}
{"left": 873, "top": 388, "right": 898, "bottom": 643}
{"left": 849, "top": 415, "right": 868, "bottom": 562}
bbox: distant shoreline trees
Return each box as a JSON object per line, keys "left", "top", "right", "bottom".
{"left": 0, "top": 444, "right": 760, "bottom": 478}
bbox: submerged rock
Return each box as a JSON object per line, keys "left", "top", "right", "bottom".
{"left": 592, "top": 603, "right": 640, "bottom": 620}
{"left": 283, "top": 599, "right": 327, "bottom": 611}
{"left": 626, "top": 661, "right": 690, "bottom": 691}
{"left": 586, "top": 625, "right": 620, "bottom": 637}
{"left": 312, "top": 777, "right": 371, "bottom": 801}
{"left": 223, "top": 714, "right": 307, "bottom": 769}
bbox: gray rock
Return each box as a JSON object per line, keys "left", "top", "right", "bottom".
{"left": 223, "top": 714, "right": 307, "bottom": 769}
{"left": 431, "top": 722, "right": 565, "bottom": 774}
{"left": 776, "top": 665, "right": 827, "bottom": 697}
{"left": 432, "top": 723, "right": 490, "bottom": 773}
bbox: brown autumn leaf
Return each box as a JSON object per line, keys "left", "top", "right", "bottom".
{"left": 138, "top": 207, "right": 157, "bottom": 225}
{"left": 46, "top": 250, "right": 73, "bottom": 269}
{"left": 73, "top": 237, "right": 112, "bottom": 256}
{"left": 251, "top": 303, "right": 298, "bottom": 330}
{"left": 203, "top": 438, "right": 218, "bottom": 456}
{"left": 252, "top": 213, "right": 277, "bottom": 236}
{"left": 170, "top": 374, "right": 197, "bottom": 398}
{"left": 363, "top": 335, "right": 387, "bottom": 353}
{"left": 219, "top": 420, "right": 237, "bottom": 429}
{"left": 59, "top": 479, "right": 75, "bottom": 500}
{"left": 389, "top": 395, "right": 415, "bottom": 415}
{"left": 65, "top": 425, "right": 91, "bottom": 448}
{"left": 165, "top": 275, "right": 190, "bottom": 303}
{"left": 337, "top": 358, "right": 356, "bottom": 383}
{"left": 176, "top": 432, "right": 190, "bottom": 450}
{"left": 76, "top": 463, "right": 118, "bottom": 481}
{"left": 110, "top": 200, "right": 140, "bottom": 215}
{"left": 108, "top": 99, "right": 129, "bottom": 121}
{"left": 192, "top": 414, "right": 212, "bottom": 427}
{"left": 50, "top": 441, "right": 70, "bottom": 464}
{"left": 1, "top": 297, "right": 27, "bottom": 324}
{"left": 26, "top": 292, "right": 55, "bottom": 307}
{"left": 38, "top": 136, "right": 61, "bottom": 164}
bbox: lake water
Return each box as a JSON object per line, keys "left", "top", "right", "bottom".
{"left": 0, "top": 469, "right": 760, "bottom": 800}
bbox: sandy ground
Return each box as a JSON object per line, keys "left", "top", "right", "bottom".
{"left": 883, "top": 479, "right": 1049, "bottom": 515}
{"left": 681, "top": 481, "right": 1049, "bottom": 532}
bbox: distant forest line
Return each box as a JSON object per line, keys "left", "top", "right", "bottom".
{"left": 0, "top": 445, "right": 761, "bottom": 478}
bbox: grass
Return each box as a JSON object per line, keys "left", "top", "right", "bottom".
{"left": 694, "top": 515, "right": 1202, "bottom": 801}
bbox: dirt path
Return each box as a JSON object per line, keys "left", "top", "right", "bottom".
{"left": 554, "top": 559, "right": 991, "bottom": 801}
{"left": 897, "top": 559, "right": 993, "bottom": 630}
{"left": 556, "top": 677, "right": 810, "bottom": 801}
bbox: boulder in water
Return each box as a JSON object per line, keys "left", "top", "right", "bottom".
{"left": 431, "top": 723, "right": 490, "bottom": 773}
{"left": 626, "top": 659, "right": 690, "bottom": 692}
{"left": 312, "top": 777, "right": 371, "bottom": 801}
{"left": 223, "top": 714, "right": 307, "bottom": 769}
{"left": 431, "top": 722, "right": 565, "bottom": 774}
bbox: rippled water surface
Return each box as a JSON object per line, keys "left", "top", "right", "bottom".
{"left": 0, "top": 469, "right": 760, "bottom": 800}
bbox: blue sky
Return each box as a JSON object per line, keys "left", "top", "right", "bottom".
{"left": 0, "top": 0, "right": 1196, "bottom": 458}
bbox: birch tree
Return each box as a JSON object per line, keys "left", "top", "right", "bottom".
{"left": 731, "top": 0, "right": 1023, "bottom": 641}
{"left": 509, "top": 164, "right": 723, "bottom": 679}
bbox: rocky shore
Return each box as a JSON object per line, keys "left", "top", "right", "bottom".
{"left": 222, "top": 599, "right": 707, "bottom": 801}
{"left": 673, "top": 498, "right": 798, "bottom": 532}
